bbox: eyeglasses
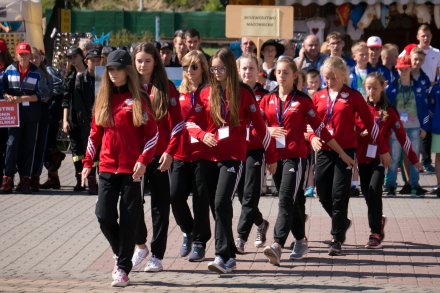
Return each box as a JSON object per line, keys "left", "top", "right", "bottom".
{"left": 182, "top": 64, "right": 199, "bottom": 72}
{"left": 210, "top": 66, "right": 226, "bottom": 74}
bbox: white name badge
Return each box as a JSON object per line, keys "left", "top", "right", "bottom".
{"left": 276, "top": 136, "right": 286, "bottom": 149}
{"left": 366, "top": 144, "right": 377, "bottom": 158}
{"left": 246, "top": 127, "right": 250, "bottom": 141}
{"left": 218, "top": 126, "right": 229, "bottom": 140}
{"left": 22, "top": 101, "right": 30, "bottom": 106}
{"left": 190, "top": 136, "right": 198, "bottom": 143}
{"left": 400, "top": 111, "right": 408, "bottom": 123}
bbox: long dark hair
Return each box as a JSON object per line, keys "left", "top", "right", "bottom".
{"left": 209, "top": 48, "right": 240, "bottom": 127}
{"left": 132, "top": 42, "right": 170, "bottom": 121}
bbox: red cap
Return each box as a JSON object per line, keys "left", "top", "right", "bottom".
{"left": 395, "top": 55, "right": 412, "bottom": 69}
{"left": 403, "top": 43, "right": 417, "bottom": 55}
{"left": 16, "top": 42, "right": 31, "bottom": 54}
{"left": 0, "top": 39, "right": 7, "bottom": 53}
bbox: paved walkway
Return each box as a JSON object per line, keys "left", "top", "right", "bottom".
{"left": 0, "top": 154, "right": 439, "bottom": 292}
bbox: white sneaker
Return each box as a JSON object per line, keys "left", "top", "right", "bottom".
{"left": 207, "top": 256, "right": 226, "bottom": 274}
{"left": 111, "top": 268, "right": 129, "bottom": 287}
{"left": 131, "top": 246, "right": 149, "bottom": 270}
{"left": 144, "top": 256, "right": 163, "bottom": 272}
{"left": 263, "top": 242, "right": 281, "bottom": 266}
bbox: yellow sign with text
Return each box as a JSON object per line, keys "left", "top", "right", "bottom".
{"left": 241, "top": 8, "right": 279, "bottom": 37}
{"left": 226, "top": 5, "right": 293, "bottom": 39}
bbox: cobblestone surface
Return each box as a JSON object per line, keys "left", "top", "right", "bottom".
{"left": 0, "top": 154, "right": 439, "bottom": 292}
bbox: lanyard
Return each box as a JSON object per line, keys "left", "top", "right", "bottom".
{"left": 274, "top": 90, "right": 295, "bottom": 127}
{"left": 325, "top": 88, "right": 338, "bottom": 126}
{"left": 220, "top": 91, "right": 228, "bottom": 120}
{"left": 399, "top": 83, "right": 412, "bottom": 108}
{"left": 190, "top": 92, "right": 195, "bottom": 107}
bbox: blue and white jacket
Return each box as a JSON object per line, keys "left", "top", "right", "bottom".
{"left": 2, "top": 62, "right": 42, "bottom": 122}
{"left": 429, "top": 83, "right": 440, "bottom": 134}
{"left": 386, "top": 80, "right": 430, "bottom": 132}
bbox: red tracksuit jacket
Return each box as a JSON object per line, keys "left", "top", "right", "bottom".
{"left": 247, "top": 83, "right": 269, "bottom": 151}
{"left": 260, "top": 89, "right": 333, "bottom": 160}
{"left": 173, "top": 87, "right": 205, "bottom": 162}
{"left": 309, "top": 85, "right": 380, "bottom": 151}
{"left": 186, "top": 83, "right": 276, "bottom": 163}
{"left": 145, "top": 81, "right": 184, "bottom": 157}
{"left": 83, "top": 88, "right": 158, "bottom": 173}
{"left": 357, "top": 103, "right": 418, "bottom": 164}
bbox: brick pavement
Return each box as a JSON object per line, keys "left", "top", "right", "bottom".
{"left": 0, "top": 154, "right": 439, "bottom": 292}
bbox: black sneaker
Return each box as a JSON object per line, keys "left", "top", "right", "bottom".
{"left": 349, "top": 186, "right": 360, "bottom": 197}
{"left": 180, "top": 233, "right": 192, "bottom": 257}
{"left": 399, "top": 184, "right": 412, "bottom": 194}
{"left": 411, "top": 186, "right": 426, "bottom": 198}
{"left": 328, "top": 240, "right": 342, "bottom": 256}
{"left": 254, "top": 219, "right": 269, "bottom": 248}
{"left": 386, "top": 186, "right": 396, "bottom": 197}
{"left": 188, "top": 244, "right": 205, "bottom": 262}
{"left": 423, "top": 163, "right": 436, "bottom": 174}
{"left": 429, "top": 186, "right": 439, "bottom": 195}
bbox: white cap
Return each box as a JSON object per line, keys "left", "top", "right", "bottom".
{"left": 367, "top": 36, "right": 382, "bottom": 48}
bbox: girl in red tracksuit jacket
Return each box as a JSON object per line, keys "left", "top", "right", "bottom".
{"left": 186, "top": 48, "right": 277, "bottom": 274}
{"left": 259, "top": 56, "right": 353, "bottom": 266}
{"left": 309, "top": 56, "right": 387, "bottom": 256}
{"left": 131, "top": 42, "right": 184, "bottom": 272}
{"left": 82, "top": 49, "right": 158, "bottom": 287}
{"left": 234, "top": 53, "right": 270, "bottom": 254}
{"left": 357, "top": 72, "right": 423, "bottom": 249}
{"left": 170, "top": 50, "right": 213, "bottom": 262}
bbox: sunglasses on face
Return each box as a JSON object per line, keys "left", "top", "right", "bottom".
{"left": 210, "top": 66, "right": 226, "bottom": 74}
{"left": 182, "top": 64, "right": 199, "bottom": 72}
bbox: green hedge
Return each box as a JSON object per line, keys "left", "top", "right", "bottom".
{"left": 46, "top": 9, "right": 226, "bottom": 39}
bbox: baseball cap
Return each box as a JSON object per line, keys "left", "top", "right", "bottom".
{"left": 106, "top": 49, "right": 132, "bottom": 68}
{"left": 85, "top": 48, "right": 101, "bottom": 59}
{"left": 403, "top": 43, "right": 417, "bottom": 55}
{"left": 16, "top": 42, "right": 31, "bottom": 54}
{"left": 160, "top": 41, "right": 173, "bottom": 51}
{"left": 66, "top": 46, "right": 84, "bottom": 58}
{"left": 395, "top": 55, "right": 412, "bottom": 69}
{"left": 366, "top": 36, "right": 382, "bottom": 48}
{"left": 0, "top": 39, "right": 8, "bottom": 53}
{"left": 101, "top": 46, "right": 114, "bottom": 56}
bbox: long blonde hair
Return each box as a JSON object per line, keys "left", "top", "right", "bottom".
{"left": 132, "top": 42, "right": 170, "bottom": 121}
{"left": 179, "top": 50, "right": 209, "bottom": 94}
{"left": 209, "top": 48, "right": 240, "bottom": 127}
{"left": 94, "top": 65, "right": 145, "bottom": 127}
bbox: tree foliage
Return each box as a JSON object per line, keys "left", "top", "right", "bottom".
{"left": 43, "top": 0, "right": 224, "bottom": 11}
